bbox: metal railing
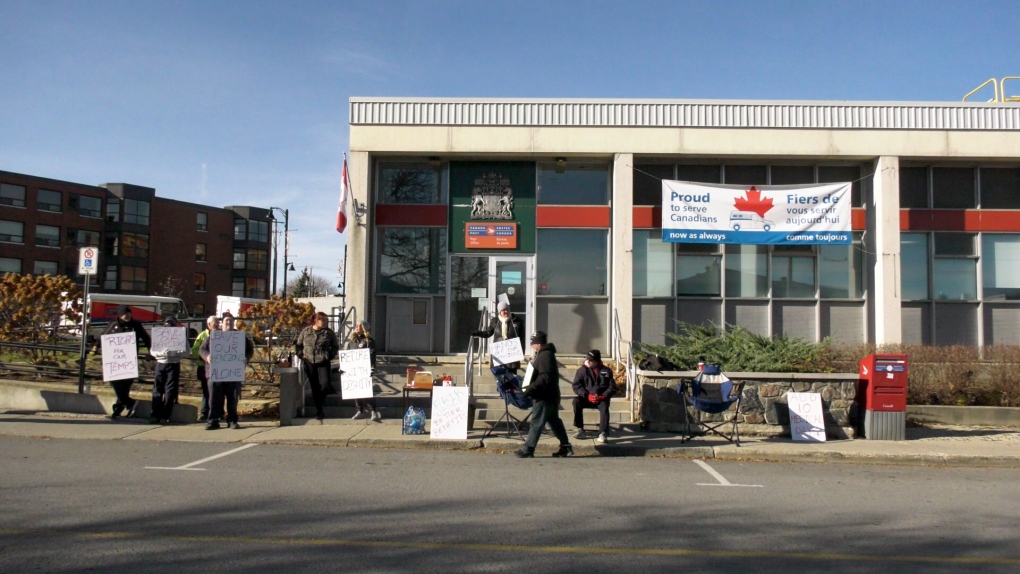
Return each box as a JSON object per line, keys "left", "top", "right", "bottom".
{"left": 611, "top": 308, "right": 639, "bottom": 423}
{"left": 962, "top": 76, "right": 1020, "bottom": 103}
{"left": 464, "top": 309, "right": 490, "bottom": 397}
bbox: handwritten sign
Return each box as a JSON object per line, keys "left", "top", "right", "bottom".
{"left": 101, "top": 332, "right": 138, "bottom": 381}
{"left": 430, "top": 385, "right": 470, "bottom": 440}
{"left": 788, "top": 392, "right": 826, "bottom": 442}
{"left": 151, "top": 326, "right": 188, "bottom": 354}
{"left": 339, "top": 348, "right": 373, "bottom": 400}
{"left": 490, "top": 338, "right": 524, "bottom": 366}
{"left": 521, "top": 361, "right": 535, "bottom": 389}
{"left": 208, "top": 331, "right": 247, "bottom": 382}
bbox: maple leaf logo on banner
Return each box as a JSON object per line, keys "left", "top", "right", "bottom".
{"left": 733, "top": 186, "right": 774, "bottom": 218}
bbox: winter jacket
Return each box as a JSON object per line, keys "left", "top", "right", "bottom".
{"left": 572, "top": 364, "right": 617, "bottom": 400}
{"left": 472, "top": 313, "right": 525, "bottom": 370}
{"left": 523, "top": 343, "right": 560, "bottom": 402}
{"left": 96, "top": 317, "right": 151, "bottom": 353}
{"left": 295, "top": 326, "right": 340, "bottom": 365}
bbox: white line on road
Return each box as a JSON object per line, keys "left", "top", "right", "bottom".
{"left": 693, "top": 459, "right": 763, "bottom": 488}
{"left": 145, "top": 443, "right": 257, "bottom": 471}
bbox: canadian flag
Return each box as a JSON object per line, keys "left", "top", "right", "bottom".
{"left": 336, "top": 156, "right": 349, "bottom": 233}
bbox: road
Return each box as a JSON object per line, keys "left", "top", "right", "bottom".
{"left": 1, "top": 436, "right": 1018, "bottom": 573}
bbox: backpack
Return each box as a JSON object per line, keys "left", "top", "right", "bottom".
{"left": 639, "top": 355, "right": 679, "bottom": 371}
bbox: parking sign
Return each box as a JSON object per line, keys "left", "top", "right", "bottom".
{"left": 78, "top": 247, "right": 99, "bottom": 276}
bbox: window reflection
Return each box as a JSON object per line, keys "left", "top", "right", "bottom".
{"left": 900, "top": 233, "right": 929, "bottom": 300}
{"left": 538, "top": 163, "right": 608, "bottom": 205}
{"left": 537, "top": 229, "right": 607, "bottom": 295}
{"left": 982, "top": 234, "right": 1020, "bottom": 300}
{"left": 378, "top": 227, "right": 447, "bottom": 294}
{"left": 725, "top": 245, "right": 767, "bottom": 297}
{"left": 633, "top": 230, "right": 673, "bottom": 296}
{"left": 677, "top": 253, "right": 721, "bottom": 296}
{"left": 772, "top": 255, "right": 816, "bottom": 298}
{"left": 379, "top": 163, "right": 442, "bottom": 204}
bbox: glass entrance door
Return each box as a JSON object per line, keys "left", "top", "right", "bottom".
{"left": 448, "top": 255, "right": 534, "bottom": 352}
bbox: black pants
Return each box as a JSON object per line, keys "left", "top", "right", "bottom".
{"left": 110, "top": 379, "right": 136, "bottom": 411}
{"left": 572, "top": 396, "right": 611, "bottom": 434}
{"left": 197, "top": 365, "right": 210, "bottom": 418}
{"left": 152, "top": 362, "right": 181, "bottom": 421}
{"left": 210, "top": 381, "right": 240, "bottom": 423}
{"left": 302, "top": 359, "right": 331, "bottom": 416}
{"left": 524, "top": 398, "right": 569, "bottom": 451}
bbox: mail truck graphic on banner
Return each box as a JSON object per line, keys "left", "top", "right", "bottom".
{"left": 661, "top": 180, "right": 851, "bottom": 245}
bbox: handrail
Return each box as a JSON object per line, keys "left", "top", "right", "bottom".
{"left": 1003, "top": 76, "right": 1020, "bottom": 102}
{"left": 612, "top": 308, "right": 639, "bottom": 422}
{"left": 962, "top": 78, "right": 999, "bottom": 102}
{"left": 464, "top": 308, "right": 490, "bottom": 397}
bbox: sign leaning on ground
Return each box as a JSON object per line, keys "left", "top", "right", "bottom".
{"left": 490, "top": 338, "right": 524, "bottom": 367}
{"left": 101, "top": 332, "right": 138, "bottom": 381}
{"left": 208, "top": 331, "right": 246, "bottom": 383}
{"left": 661, "top": 180, "right": 851, "bottom": 245}
{"left": 430, "top": 385, "right": 470, "bottom": 440}
{"left": 338, "top": 348, "right": 373, "bottom": 400}
{"left": 151, "top": 326, "right": 188, "bottom": 354}
{"left": 788, "top": 392, "right": 827, "bottom": 442}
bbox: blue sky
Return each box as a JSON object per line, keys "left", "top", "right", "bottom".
{"left": 1, "top": 0, "right": 1016, "bottom": 290}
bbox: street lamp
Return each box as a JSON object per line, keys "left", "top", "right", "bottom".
{"left": 267, "top": 207, "right": 290, "bottom": 297}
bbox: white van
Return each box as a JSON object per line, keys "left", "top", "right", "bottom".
{"left": 64, "top": 294, "right": 202, "bottom": 345}
{"left": 730, "top": 210, "right": 774, "bottom": 231}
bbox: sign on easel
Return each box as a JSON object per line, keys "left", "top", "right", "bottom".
{"left": 339, "top": 348, "right": 373, "bottom": 399}
{"left": 430, "top": 385, "right": 470, "bottom": 440}
{"left": 101, "top": 332, "right": 138, "bottom": 381}
{"left": 490, "top": 338, "right": 524, "bottom": 367}
{"left": 788, "top": 392, "right": 826, "bottom": 442}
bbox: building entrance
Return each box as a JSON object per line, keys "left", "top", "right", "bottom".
{"left": 449, "top": 255, "right": 534, "bottom": 353}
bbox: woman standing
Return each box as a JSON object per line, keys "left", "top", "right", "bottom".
{"left": 347, "top": 320, "right": 381, "bottom": 421}
{"left": 295, "top": 312, "right": 340, "bottom": 421}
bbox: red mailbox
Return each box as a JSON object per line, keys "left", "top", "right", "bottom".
{"left": 858, "top": 353, "right": 908, "bottom": 440}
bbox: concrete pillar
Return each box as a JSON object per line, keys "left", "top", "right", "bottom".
{"left": 346, "top": 151, "right": 371, "bottom": 326}
{"left": 611, "top": 153, "right": 634, "bottom": 360}
{"left": 869, "top": 156, "right": 902, "bottom": 345}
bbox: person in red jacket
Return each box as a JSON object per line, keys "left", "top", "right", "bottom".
{"left": 571, "top": 349, "right": 617, "bottom": 444}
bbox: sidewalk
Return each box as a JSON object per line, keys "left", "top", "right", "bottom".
{"left": 2, "top": 410, "right": 1018, "bottom": 468}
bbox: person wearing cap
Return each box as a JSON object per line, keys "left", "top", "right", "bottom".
{"left": 88, "top": 304, "right": 151, "bottom": 420}
{"left": 199, "top": 312, "right": 254, "bottom": 430}
{"left": 571, "top": 349, "right": 617, "bottom": 444}
{"left": 191, "top": 315, "right": 220, "bottom": 421}
{"left": 296, "top": 311, "right": 340, "bottom": 421}
{"left": 517, "top": 331, "right": 573, "bottom": 458}
{"left": 346, "top": 320, "right": 381, "bottom": 421}
{"left": 472, "top": 301, "right": 526, "bottom": 386}
{"left": 149, "top": 315, "right": 186, "bottom": 424}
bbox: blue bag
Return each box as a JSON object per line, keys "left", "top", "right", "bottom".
{"left": 402, "top": 406, "right": 427, "bottom": 435}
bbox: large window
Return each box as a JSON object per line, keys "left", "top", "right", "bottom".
{"left": 33, "top": 261, "right": 58, "bottom": 275}
{"left": 725, "top": 245, "right": 768, "bottom": 297}
{"left": 37, "top": 189, "right": 62, "bottom": 212}
{"left": 35, "top": 225, "right": 60, "bottom": 248}
{"left": 246, "top": 249, "right": 268, "bottom": 271}
{"left": 121, "top": 233, "right": 149, "bottom": 258}
{"left": 982, "top": 234, "right": 1020, "bottom": 300}
{"left": 106, "top": 199, "right": 120, "bottom": 222}
{"left": 248, "top": 220, "right": 268, "bottom": 242}
{"left": 980, "top": 168, "right": 1020, "bottom": 209}
{"left": 537, "top": 162, "right": 609, "bottom": 205}
{"left": 197, "top": 212, "right": 208, "bottom": 231}
{"left": 244, "top": 277, "right": 266, "bottom": 298}
{"left": 771, "top": 246, "right": 816, "bottom": 298}
{"left": 819, "top": 237, "right": 864, "bottom": 298}
{"left": 67, "top": 229, "right": 100, "bottom": 246}
{"left": 932, "top": 167, "right": 975, "bottom": 209}
{"left": 633, "top": 230, "right": 673, "bottom": 296}
{"left": 0, "top": 257, "right": 22, "bottom": 273}
{"left": 377, "top": 227, "right": 447, "bottom": 294}
{"left": 537, "top": 229, "right": 608, "bottom": 296}
{"left": 124, "top": 199, "right": 150, "bottom": 225}
{"left": 677, "top": 244, "right": 722, "bottom": 296}
{"left": 900, "top": 233, "right": 929, "bottom": 300}
{"left": 933, "top": 233, "right": 977, "bottom": 300}
{"left": 0, "top": 220, "right": 25, "bottom": 243}
{"left": 378, "top": 162, "right": 443, "bottom": 203}
{"left": 234, "top": 219, "right": 247, "bottom": 240}
{"left": 71, "top": 194, "right": 102, "bottom": 218}
{"left": 120, "top": 266, "right": 147, "bottom": 291}
{"left": 633, "top": 164, "right": 675, "bottom": 206}
{"left": 0, "top": 183, "right": 26, "bottom": 208}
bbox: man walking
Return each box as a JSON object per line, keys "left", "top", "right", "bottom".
{"left": 517, "top": 331, "right": 572, "bottom": 458}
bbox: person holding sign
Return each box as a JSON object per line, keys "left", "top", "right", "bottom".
{"left": 571, "top": 349, "right": 617, "bottom": 444}
{"left": 148, "top": 316, "right": 187, "bottom": 424}
{"left": 88, "top": 305, "right": 151, "bottom": 420}
{"left": 199, "top": 312, "right": 254, "bottom": 430}
{"left": 471, "top": 300, "right": 525, "bottom": 384}
{"left": 346, "top": 320, "right": 381, "bottom": 421}
{"left": 295, "top": 312, "right": 340, "bottom": 421}
{"left": 516, "top": 331, "right": 573, "bottom": 459}
{"left": 191, "top": 315, "right": 220, "bottom": 422}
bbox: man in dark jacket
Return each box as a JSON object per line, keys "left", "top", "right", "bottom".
{"left": 91, "top": 304, "right": 151, "bottom": 419}
{"left": 517, "top": 331, "right": 572, "bottom": 458}
{"left": 571, "top": 349, "right": 617, "bottom": 444}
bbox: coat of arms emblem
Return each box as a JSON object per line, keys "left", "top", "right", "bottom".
{"left": 470, "top": 172, "right": 514, "bottom": 220}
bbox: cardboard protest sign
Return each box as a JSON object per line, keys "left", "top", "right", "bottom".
{"left": 430, "top": 385, "right": 470, "bottom": 440}
{"left": 101, "top": 332, "right": 138, "bottom": 381}
{"left": 490, "top": 338, "right": 524, "bottom": 366}
{"left": 208, "top": 331, "right": 247, "bottom": 382}
{"left": 521, "top": 361, "right": 535, "bottom": 389}
{"left": 339, "top": 348, "right": 373, "bottom": 400}
{"left": 151, "top": 326, "right": 188, "bottom": 354}
{"left": 788, "top": 392, "right": 827, "bottom": 442}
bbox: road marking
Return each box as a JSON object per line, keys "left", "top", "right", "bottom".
{"left": 0, "top": 528, "right": 1017, "bottom": 565}
{"left": 693, "top": 459, "right": 763, "bottom": 487}
{"left": 145, "top": 443, "right": 257, "bottom": 471}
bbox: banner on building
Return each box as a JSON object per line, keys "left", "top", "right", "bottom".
{"left": 661, "top": 180, "right": 851, "bottom": 245}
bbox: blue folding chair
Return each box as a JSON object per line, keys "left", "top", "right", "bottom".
{"left": 678, "top": 365, "right": 745, "bottom": 446}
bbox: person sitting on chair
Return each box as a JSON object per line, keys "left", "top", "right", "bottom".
{"left": 471, "top": 301, "right": 525, "bottom": 380}
{"left": 571, "top": 349, "right": 617, "bottom": 444}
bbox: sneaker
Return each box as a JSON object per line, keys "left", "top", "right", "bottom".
{"left": 596, "top": 433, "right": 607, "bottom": 444}
{"left": 205, "top": 421, "right": 220, "bottom": 431}
{"left": 371, "top": 411, "right": 382, "bottom": 422}
{"left": 110, "top": 404, "right": 124, "bottom": 419}
{"left": 352, "top": 411, "right": 368, "bottom": 420}
{"left": 229, "top": 421, "right": 241, "bottom": 430}
{"left": 573, "top": 429, "right": 587, "bottom": 440}
{"left": 514, "top": 448, "right": 534, "bottom": 458}
{"left": 552, "top": 444, "right": 574, "bottom": 458}
{"left": 125, "top": 401, "right": 139, "bottom": 418}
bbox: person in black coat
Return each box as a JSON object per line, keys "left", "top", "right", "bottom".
{"left": 89, "top": 304, "right": 152, "bottom": 419}
{"left": 517, "top": 331, "right": 572, "bottom": 458}
{"left": 472, "top": 301, "right": 526, "bottom": 391}
{"left": 571, "top": 349, "right": 617, "bottom": 443}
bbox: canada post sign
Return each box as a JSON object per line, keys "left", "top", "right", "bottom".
{"left": 466, "top": 223, "right": 518, "bottom": 249}
{"left": 661, "top": 180, "right": 851, "bottom": 245}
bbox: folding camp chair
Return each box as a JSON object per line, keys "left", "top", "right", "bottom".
{"left": 679, "top": 365, "right": 745, "bottom": 446}
{"left": 481, "top": 368, "right": 533, "bottom": 441}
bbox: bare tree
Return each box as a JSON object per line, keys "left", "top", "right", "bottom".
{"left": 286, "top": 269, "right": 336, "bottom": 297}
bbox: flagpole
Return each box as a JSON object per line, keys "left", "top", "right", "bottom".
{"left": 342, "top": 152, "right": 350, "bottom": 327}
